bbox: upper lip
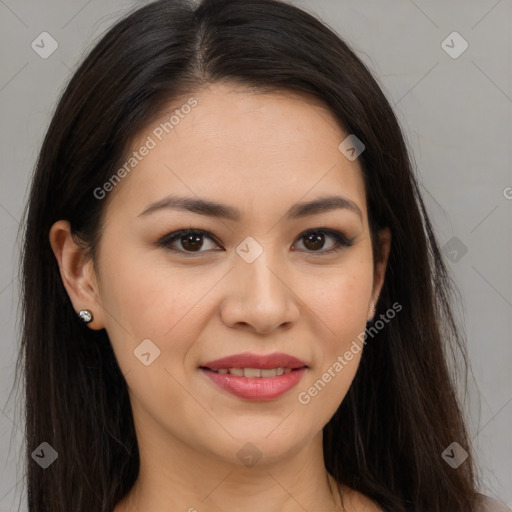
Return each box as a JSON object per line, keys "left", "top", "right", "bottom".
{"left": 200, "top": 352, "right": 308, "bottom": 371}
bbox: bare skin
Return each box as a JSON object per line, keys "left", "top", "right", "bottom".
{"left": 50, "top": 83, "right": 389, "bottom": 512}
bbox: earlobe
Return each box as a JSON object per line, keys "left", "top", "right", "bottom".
{"left": 49, "top": 220, "right": 104, "bottom": 330}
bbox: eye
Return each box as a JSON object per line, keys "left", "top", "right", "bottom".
{"left": 157, "top": 227, "right": 354, "bottom": 256}
{"left": 293, "top": 228, "right": 354, "bottom": 254}
{"left": 158, "top": 229, "right": 222, "bottom": 254}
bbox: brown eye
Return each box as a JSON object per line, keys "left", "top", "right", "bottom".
{"left": 181, "top": 232, "right": 205, "bottom": 252}
{"left": 294, "top": 229, "right": 354, "bottom": 254}
{"left": 159, "top": 229, "right": 220, "bottom": 254}
{"left": 303, "top": 232, "right": 326, "bottom": 251}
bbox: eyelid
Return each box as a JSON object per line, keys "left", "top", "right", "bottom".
{"left": 157, "top": 227, "right": 354, "bottom": 255}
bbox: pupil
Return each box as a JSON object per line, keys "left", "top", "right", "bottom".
{"left": 304, "top": 232, "right": 324, "bottom": 251}
{"left": 182, "top": 233, "right": 203, "bottom": 251}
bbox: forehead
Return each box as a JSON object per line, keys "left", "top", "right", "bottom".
{"left": 106, "top": 83, "right": 367, "bottom": 222}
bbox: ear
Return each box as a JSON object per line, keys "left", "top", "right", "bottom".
{"left": 368, "top": 226, "right": 392, "bottom": 322}
{"left": 49, "top": 220, "right": 105, "bottom": 330}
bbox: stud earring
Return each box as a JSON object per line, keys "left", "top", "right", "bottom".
{"left": 78, "top": 309, "right": 93, "bottom": 324}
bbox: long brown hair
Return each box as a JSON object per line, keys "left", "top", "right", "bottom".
{"left": 17, "top": 0, "right": 478, "bottom": 510}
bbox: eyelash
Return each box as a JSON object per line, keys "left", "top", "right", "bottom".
{"left": 157, "top": 227, "right": 355, "bottom": 256}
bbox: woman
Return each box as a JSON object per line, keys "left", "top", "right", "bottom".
{"left": 18, "top": 0, "right": 507, "bottom": 510}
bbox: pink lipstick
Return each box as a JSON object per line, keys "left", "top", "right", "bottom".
{"left": 199, "top": 352, "right": 308, "bottom": 401}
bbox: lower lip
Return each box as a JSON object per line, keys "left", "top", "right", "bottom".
{"left": 200, "top": 367, "right": 307, "bottom": 401}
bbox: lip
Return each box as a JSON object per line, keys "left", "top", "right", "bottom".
{"left": 200, "top": 352, "right": 308, "bottom": 371}
{"left": 199, "top": 352, "right": 309, "bottom": 402}
{"left": 200, "top": 367, "right": 308, "bottom": 401}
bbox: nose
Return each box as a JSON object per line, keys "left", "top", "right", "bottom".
{"left": 219, "top": 251, "right": 300, "bottom": 335}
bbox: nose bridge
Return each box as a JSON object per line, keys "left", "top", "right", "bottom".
{"left": 220, "top": 239, "right": 299, "bottom": 333}
{"left": 236, "top": 244, "right": 287, "bottom": 307}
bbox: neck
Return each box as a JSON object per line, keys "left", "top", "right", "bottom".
{"left": 115, "top": 432, "right": 342, "bottom": 512}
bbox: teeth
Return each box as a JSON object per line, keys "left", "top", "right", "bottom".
{"left": 244, "top": 368, "right": 261, "bottom": 378}
{"left": 211, "top": 367, "right": 293, "bottom": 377}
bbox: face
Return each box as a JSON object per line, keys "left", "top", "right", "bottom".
{"left": 52, "top": 82, "right": 390, "bottom": 468}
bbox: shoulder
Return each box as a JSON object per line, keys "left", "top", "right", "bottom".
{"left": 475, "top": 494, "right": 511, "bottom": 512}
{"left": 336, "top": 488, "right": 511, "bottom": 512}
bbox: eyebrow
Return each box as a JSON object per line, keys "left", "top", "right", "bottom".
{"left": 138, "top": 194, "right": 363, "bottom": 222}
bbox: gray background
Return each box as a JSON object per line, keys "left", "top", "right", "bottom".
{"left": 1, "top": 0, "right": 510, "bottom": 510}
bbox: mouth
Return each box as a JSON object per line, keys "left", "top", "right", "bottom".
{"left": 198, "top": 352, "right": 309, "bottom": 401}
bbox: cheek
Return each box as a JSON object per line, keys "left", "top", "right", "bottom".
{"left": 293, "top": 259, "right": 373, "bottom": 344}
{"left": 97, "top": 252, "right": 216, "bottom": 429}
{"left": 97, "top": 246, "right": 228, "bottom": 373}
{"left": 293, "top": 297, "right": 366, "bottom": 432}
{"left": 291, "top": 260, "right": 372, "bottom": 421}
{"left": 98, "top": 238, "right": 198, "bottom": 332}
